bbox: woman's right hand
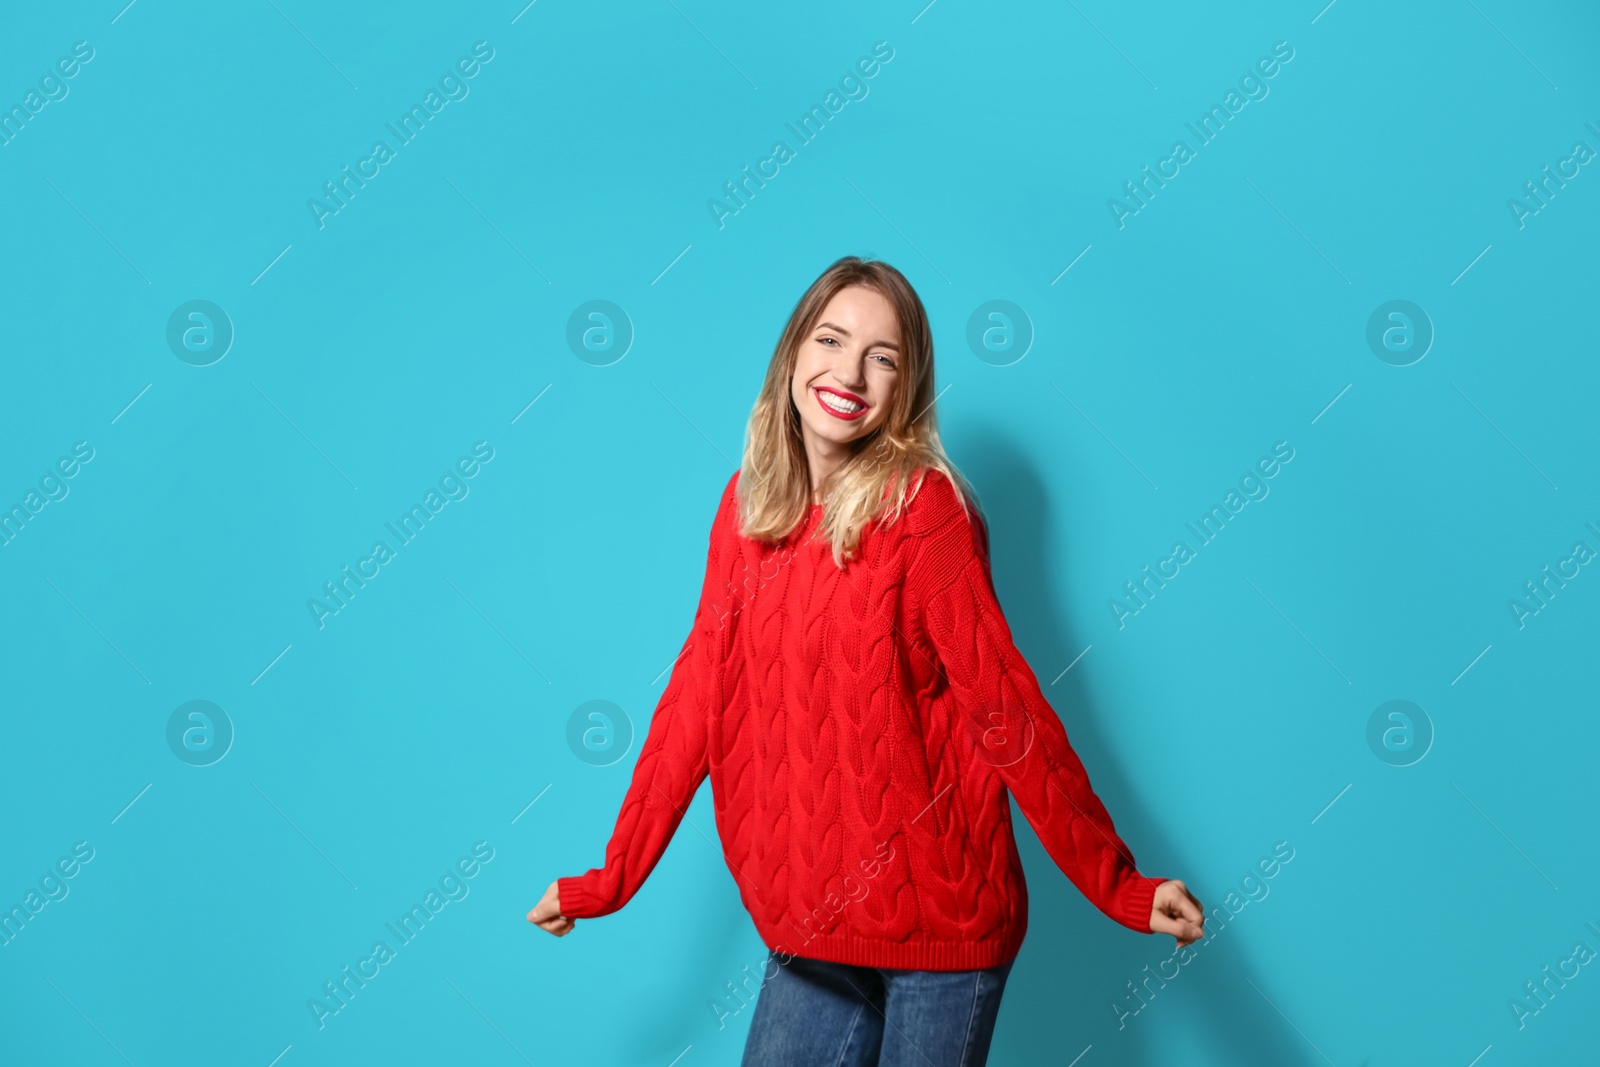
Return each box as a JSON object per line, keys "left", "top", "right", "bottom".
{"left": 527, "top": 881, "right": 575, "bottom": 936}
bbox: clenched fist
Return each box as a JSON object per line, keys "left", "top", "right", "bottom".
{"left": 527, "top": 881, "right": 575, "bottom": 936}
{"left": 1148, "top": 879, "right": 1205, "bottom": 948}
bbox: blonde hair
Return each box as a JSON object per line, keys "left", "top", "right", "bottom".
{"left": 737, "top": 255, "right": 980, "bottom": 569}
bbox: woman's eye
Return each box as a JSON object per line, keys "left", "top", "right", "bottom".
{"left": 819, "top": 336, "right": 839, "bottom": 346}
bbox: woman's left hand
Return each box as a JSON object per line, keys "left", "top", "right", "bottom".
{"left": 1149, "top": 879, "right": 1204, "bottom": 948}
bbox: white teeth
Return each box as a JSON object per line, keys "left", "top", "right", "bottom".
{"left": 818, "top": 390, "right": 863, "bottom": 414}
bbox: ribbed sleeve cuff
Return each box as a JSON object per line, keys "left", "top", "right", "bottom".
{"left": 556, "top": 875, "right": 609, "bottom": 920}
{"left": 1120, "top": 875, "right": 1164, "bottom": 934}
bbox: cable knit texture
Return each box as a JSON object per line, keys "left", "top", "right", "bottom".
{"left": 558, "top": 467, "right": 1165, "bottom": 969}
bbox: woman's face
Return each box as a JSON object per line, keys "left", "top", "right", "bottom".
{"left": 790, "top": 284, "right": 902, "bottom": 458}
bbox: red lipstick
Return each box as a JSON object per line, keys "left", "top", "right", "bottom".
{"left": 814, "top": 386, "right": 869, "bottom": 421}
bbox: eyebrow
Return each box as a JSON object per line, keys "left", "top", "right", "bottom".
{"left": 814, "top": 322, "right": 901, "bottom": 352}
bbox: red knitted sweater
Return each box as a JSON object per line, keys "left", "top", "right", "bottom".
{"left": 557, "top": 467, "right": 1165, "bottom": 970}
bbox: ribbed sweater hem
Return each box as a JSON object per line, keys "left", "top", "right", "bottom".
{"left": 758, "top": 923, "right": 1029, "bottom": 971}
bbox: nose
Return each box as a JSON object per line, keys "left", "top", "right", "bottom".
{"left": 830, "top": 348, "right": 868, "bottom": 390}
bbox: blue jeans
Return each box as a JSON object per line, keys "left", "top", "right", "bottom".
{"left": 739, "top": 950, "right": 1015, "bottom": 1067}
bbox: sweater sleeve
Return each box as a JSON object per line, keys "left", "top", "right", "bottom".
{"left": 555, "top": 478, "right": 732, "bottom": 920}
{"left": 907, "top": 474, "right": 1164, "bottom": 934}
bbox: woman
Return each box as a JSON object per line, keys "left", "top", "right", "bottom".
{"left": 529, "top": 256, "right": 1204, "bottom": 1065}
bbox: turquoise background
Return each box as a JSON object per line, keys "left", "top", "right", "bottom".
{"left": 2, "top": 0, "right": 1597, "bottom": 1064}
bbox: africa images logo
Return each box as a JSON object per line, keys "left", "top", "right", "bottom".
{"left": 307, "top": 42, "right": 496, "bottom": 230}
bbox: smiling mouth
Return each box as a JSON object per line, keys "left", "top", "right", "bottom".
{"left": 815, "top": 388, "right": 868, "bottom": 420}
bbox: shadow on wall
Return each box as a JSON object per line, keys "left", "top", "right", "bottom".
{"left": 958, "top": 436, "right": 1320, "bottom": 1067}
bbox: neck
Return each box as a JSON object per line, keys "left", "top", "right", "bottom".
{"left": 802, "top": 433, "right": 849, "bottom": 506}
